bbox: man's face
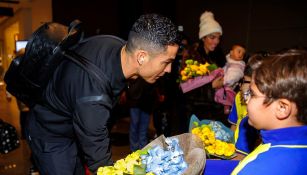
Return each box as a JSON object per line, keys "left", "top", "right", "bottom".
{"left": 139, "top": 45, "right": 179, "bottom": 83}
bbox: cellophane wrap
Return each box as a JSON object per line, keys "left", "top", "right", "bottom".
{"left": 142, "top": 133, "right": 206, "bottom": 175}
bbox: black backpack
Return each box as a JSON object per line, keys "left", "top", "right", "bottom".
{"left": 0, "top": 119, "right": 20, "bottom": 154}
{"left": 4, "top": 20, "right": 112, "bottom": 108}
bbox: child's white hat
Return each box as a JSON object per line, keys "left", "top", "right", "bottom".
{"left": 199, "top": 11, "right": 222, "bottom": 39}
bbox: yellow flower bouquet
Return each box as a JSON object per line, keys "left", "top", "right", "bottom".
{"left": 179, "top": 59, "right": 223, "bottom": 93}
{"left": 179, "top": 59, "right": 213, "bottom": 82}
{"left": 97, "top": 150, "right": 153, "bottom": 175}
{"left": 189, "top": 115, "right": 236, "bottom": 159}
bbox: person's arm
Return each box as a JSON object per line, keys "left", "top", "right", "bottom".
{"left": 73, "top": 97, "right": 113, "bottom": 173}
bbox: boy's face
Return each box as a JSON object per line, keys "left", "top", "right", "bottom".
{"left": 230, "top": 46, "right": 245, "bottom": 61}
{"left": 246, "top": 81, "right": 275, "bottom": 130}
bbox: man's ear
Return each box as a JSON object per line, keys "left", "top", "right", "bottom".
{"left": 136, "top": 50, "right": 147, "bottom": 65}
{"left": 275, "top": 99, "right": 292, "bottom": 120}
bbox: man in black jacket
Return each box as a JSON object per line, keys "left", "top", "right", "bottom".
{"left": 26, "top": 13, "right": 179, "bottom": 175}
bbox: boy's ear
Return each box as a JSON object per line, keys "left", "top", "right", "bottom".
{"left": 275, "top": 99, "right": 292, "bottom": 120}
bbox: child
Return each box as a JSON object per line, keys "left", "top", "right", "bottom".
{"left": 224, "top": 44, "right": 246, "bottom": 89}
{"left": 228, "top": 53, "right": 267, "bottom": 157}
{"left": 214, "top": 44, "right": 246, "bottom": 114}
{"left": 231, "top": 49, "right": 307, "bottom": 175}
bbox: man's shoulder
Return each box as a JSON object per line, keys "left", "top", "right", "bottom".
{"left": 82, "top": 35, "right": 126, "bottom": 46}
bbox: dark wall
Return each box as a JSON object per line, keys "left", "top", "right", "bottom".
{"left": 53, "top": 0, "right": 307, "bottom": 53}
{"left": 52, "top": 0, "right": 176, "bottom": 39}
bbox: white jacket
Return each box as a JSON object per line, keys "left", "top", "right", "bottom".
{"left": 223, "top": 54, "right": 245, "bottom": 88}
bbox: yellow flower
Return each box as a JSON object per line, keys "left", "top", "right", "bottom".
{"left": 206, "top": 145, "right": 215, "bottom": 155}
{"left": 224, "top": 143, "right": 235, "bottom": 156}
{"left": 201, "top": 126, "right": 210, "bottom": 134}
{"left": 190, "top": 65, "right": 199, "bottom": 71}
{"left": 192, "top": 127, "right": 202, "bottom": 135}
{"left": 224, "top": 149, "right": 233, "bottom": 157}
{"left": 114, "top": 169, "right": 124, "bottom": 175}
{"left": 180, "top": 70, "right": 187, "bottom": 76}
{"left": 97, "top": 151, "right": 143, "bottom": 175}
{"left": 126, "top": 161, "right": 135, "bottom": 173}
{"left": 114, "top": 159, "right": 126, "bottom": 171}
{"left": 215, "top": 147, "right": 225, "bottom": 156}
{"left": 97, "top": 166, "right": 116, "bottom": 175}
{"left": 196, "top": 70, "right": 203, "bottom": 76}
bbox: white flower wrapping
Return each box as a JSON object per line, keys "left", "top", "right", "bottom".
{"left": 142, "top": 133, "right": 206, "bottom": 175}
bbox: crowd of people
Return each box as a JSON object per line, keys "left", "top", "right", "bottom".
{"left": 2, "top": 10, "right": 307, "bottom": 175}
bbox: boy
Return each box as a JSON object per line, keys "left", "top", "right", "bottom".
{"left": 231, "top": 49, "right": 307, "bottom": 174}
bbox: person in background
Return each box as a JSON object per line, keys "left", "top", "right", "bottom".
{"left": 181, "top": 11, "right": 226, "bottom": 132}
{"left": 153, "top": 25, "right": 191, "bottom": 136}
{"left": 231, "top": 49, "right": 307, "bottom": 175}
{"left": 26, "top": 13, "right": 180, "bottom": 175}
{"left": 126, "top": 77, "right": 155, "bottom": 151}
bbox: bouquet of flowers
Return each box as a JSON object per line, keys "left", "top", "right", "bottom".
{"left": 179, "top": 59, "right": 217, "bottom": 82}
{"left": 97, "top": 150, "right": 152, "bottom": 175}
{"left": 189, "top": 115, "right": 236, "bottom": 159}
{"left": 97, "top": 134, "right": 205, "bottom": 175}
{"left": 179, "top": 59, "right": 223, "bottom": 93}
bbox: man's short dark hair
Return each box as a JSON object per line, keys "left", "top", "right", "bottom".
{"left": 126, "top": 13, "right": 180, "bottom": 55}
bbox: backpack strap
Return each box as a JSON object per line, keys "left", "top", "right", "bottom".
{"left": 44, "top": 20, "right": 113, "bottom": 117}
{"left": 55, "top": 20, "right": 113, "bottom": 107}
{"left": 63, "top": 50, "right": 113, "bottom": 108}
{"left": 53, "top": 20, "right": 84, "bottom": 55}
{"left": 42, "top": 49, "right": 113, "bottom": 118}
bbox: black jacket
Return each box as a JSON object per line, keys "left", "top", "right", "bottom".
{"left": 27, "top": 35, "right": 126, "bottom": 172}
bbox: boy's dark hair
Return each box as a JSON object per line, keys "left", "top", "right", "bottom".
{"left": 126, "top": 13, "right": 180, "bottom": 55}
{"left": 254, "top": 49, "right": 307, "bottom": 124}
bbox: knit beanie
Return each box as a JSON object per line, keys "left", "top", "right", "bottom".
{"left": 198, "top": 11, "right": 222, "bottom": 39}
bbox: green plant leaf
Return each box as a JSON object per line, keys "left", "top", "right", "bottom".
{"left": 133, "top": 164, "right": 147, "bottom": 175}
{"left": 207, "top": 64, "right": 218, "bottom": 71}
{"left": 136, "top": 147, "right": 151, "bottom": 155}
{"left": 193, "top": 121, "right": 199, "bottom": 127}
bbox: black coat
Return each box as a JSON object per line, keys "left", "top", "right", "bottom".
{"left": 27, "top": 35, "right": 126, "bottom": 173}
